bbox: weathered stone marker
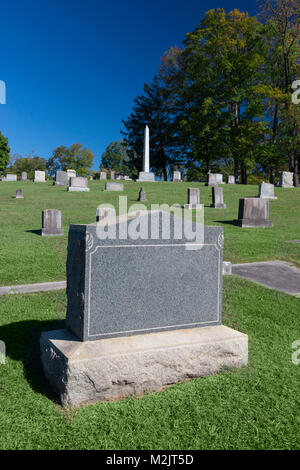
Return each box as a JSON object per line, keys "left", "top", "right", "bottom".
{"left": 16, "top": 189, "right": 24, "bottom": 199}
{"left": 68, "top": 177, "right": 90, "bottom": 192}
{"left": 34, "top": 171, "right": 46, "bottom": 182}
{"left": 55, "top": 171, "right": 68, "bottom": 186}
{"left": 215, "top": 174, "right": 224, "bottom": 184}
{"left": 100, "top": 172, "right": 107, "bottom": 180}
{"left": 110, "top": 170, "right": 115, "bottom": 180}
{"left": 235, "top": 198, "right": 273, "bottom": 227}
{"left": 223, "top": 262, "right": 232, "bottom": 275}
{"left": 105, "top": 182, "right": 124, "bottom": 191}
{"left": 227, "top": 175, "right": 235, "bottom": 184}
{"left": 40, "top": 212, "right": 248, "bottom": 406}
{"left": 279, "top": 171, "right": 294, "bottom": 188}
{"left": 3, "top": 174, "right": 17, "bottom": 181}
{"left": 21, "top": 172, "right": 27, "bottom": 181}
{"left": 173, "top": 171, "right": 181, "bottom": 182}
{"left": 67, "top": 169, "right": 76, "bottom": 181}
{"left": 258, "top": 182, "right": 277, "bottom": 199}
{"left": 138, "top": 187, "right": 147, "bottom": 201}
{"left": 41, "top": 210, "right": 64, "bottom": 236}
{"left": 206, "top": 173, "right": 218, "bottom": 186}
{"left": 211, "top": 187, "right": 226, "bottom": 209}
{"left": 184, "top": 188, "right": 202, "bottom": 210}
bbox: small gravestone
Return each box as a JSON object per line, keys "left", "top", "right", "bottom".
{"left": 223, "top": 262, "right": 232, "bottom": 275}
{"left": 21, "top": 172, "right": 27, "bottom": 181}
{"left": 215, "top": 174, "right": 224, "bottom": 184}
{"left": 258, "top": 182, "right": 277, "bottom": 199}
{"left": 105, "top": 182, "right": 124, "bottom": 191}
{"left": 68, "top": 177, "right": 90, "bottom": 192}
{"left": 16, "top": 189, "right": 24, "bottom": 199}
{"left": 227, "top": 175, "right": 235, "bottom": 184}
{"left": 67, "top": 169, "right": 76, "bottom": 181}
{"left": 40, "top": 211, "right": 248, "bottom": 406}
{"left": 173, "top": 171, "right": 181, "bottom": 182}
{"left": 96, "top": 207, "right": 115, "bottom": 222}
{"left": 206, "top": 173, "right": 218, "bottom": 186}
{"left": 34, "top": 171, "right": 46, "bottom": 182}
{"left": 235, "top": 198, "right": 273, "bottom": 227}
{"left": 110, "top": 171, "right": 115, "bottom": 180}
{"left": 138, "top": 187, "right": 147, "bottom": 201}
{"left": 211, "top": 187, "right": 226, "bottom": 208}
{"left": 41, "top": 210, "right": 64, "bottom": 236}
{"left": 100, "top": 172, "right": 107, "bottom": 180}
{"left": 184, "top": 188, "right": 202, "bottom": 209}
{"left": 55, "top": 171, "right": 68, "bottom": 186}
{"left": 3, "top": 174, "right": 17, "bottom": 181}
{"left": 279, "top": 171, "right": 294, "bottom": 188}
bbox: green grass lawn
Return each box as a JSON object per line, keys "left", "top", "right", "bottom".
{"left": 0, "top": 180, "right": 299, "bottom": 285}
{"left": 0, "top": 180, "right": 300, "bottom": 449}
{"left": 0, "top": 277, "right": 299, "bottom": 449}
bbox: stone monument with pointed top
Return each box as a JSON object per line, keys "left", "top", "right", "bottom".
{"left": 137, "top": 126, "right": 155, "bottom": 182}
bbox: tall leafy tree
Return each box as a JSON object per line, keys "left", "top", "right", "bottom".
{"left": 9, "top": 154, "right": 47, "bottom": 179}
{"left": 101, "top": 141, "right": 130, "bottom": 174}
{"left": 47, "top": 143, "right": 94, "bottom": 177}
{"left": 0, "top": 131, "right": 10, "bottom": 175}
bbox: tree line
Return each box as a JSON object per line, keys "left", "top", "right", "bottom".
{"left": 107, "top": 1, "right": 299, "bottom": 184}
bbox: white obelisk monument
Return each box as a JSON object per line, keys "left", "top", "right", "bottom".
{"left": 137, "top": 125, "right": 155, "bottom": 181}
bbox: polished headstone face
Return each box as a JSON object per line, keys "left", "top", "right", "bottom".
{"left": 279, "top": 171, "right": 294, "bottom": 188}
{"left": 55, "top": 171, "right": 68, "bottom": 186}
{"left": 41, "top": 209, "right": 64, "bottom": 236}
{"left": 34, "top": 171, "right": 46, "bottom": 182}
{"left": 105, "top": 182, "right": 124, "bottom": 191}
{"left": 236, "top": 198, "right": 273, "bottom": 227}
{"left": 21, "top": 172, "right": 27, "bottom": 181}
{"left": 259, "top": 182, "right": 277, "bottom": 199}
{"left": 211, "top": 187, "right": 226, "bottom": 208}
{"left": 66, "top": 212, "right": 223, "bottom": 341}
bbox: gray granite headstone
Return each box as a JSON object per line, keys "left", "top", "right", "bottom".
{"left": 173, "top": 171, "right": 181, "bottom": 182}
{"left": 67, "top": 170, "right": 76, "bottom": 181}
{"left": 137, "top": 171, "right": 155, "bottom": 182}
{"left": 211, "top": 187, "right": 226, "bottom": 208}
{"left": 206, "top": 173, "right": 218, "bottom": 186}
{"left": 21, "top": 172, "right": 27, "bottom": 181}
{"left": 34, "top": 171, "right": 46, "bottom": 182}
{"left": 16, "top": 189, "right": 24, "bottom": 199}
{"left": 41, "top": 209, "right": 64, "bottom": 236}
{"left": 227, "top": 175, "right": 235, "bottom": 184}
{"left": 68, "top": 177, "right": 90, "bottom": 192}
{"left": 215, "top": 174, "right": 223, "bottom": 184}
{"left": 55, "top": 171, "right": 68, "bottom": 186}
{"left": 3, "top": 174, "right": 17, "bottom": 181}
{"left": 258, "top": 182, "right": 277, "bottom": 199}
{"left": 66, "top": 212, "right": 223, "bottom": 341}
{"left": 184, "top": 188, "right": 202, "bottom": 210}
{"left": 235, "top": 198, "right": 273, "bottom": 227}
{"left": 110, "top": 171, "right": 115, "bottom": 180}
{"left": 105, "top": 182, "right": 124, "bottom": 191}
{"left": 279, "top": 172, "right": 294, "bottom": 188}
{"left": 138, "top": 187, "right": 147, "bottom": 201}
{"left": 100, "top": 172, "right": 107, "bottom": 180}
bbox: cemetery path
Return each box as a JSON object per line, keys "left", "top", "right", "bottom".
{"left": 0, "top": 280, "right": 66, "bottom": 296}
{"left": 232, "top": 260, "right": 300, "bottom": 297}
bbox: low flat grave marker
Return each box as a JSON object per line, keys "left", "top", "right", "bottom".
{"left": 68, "top": 177, "right": 90, "bottom": 192}
{"left": 105, "top": 182, "right": 124, "bottom": 191}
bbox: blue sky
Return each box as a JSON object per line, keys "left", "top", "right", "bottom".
{"left": 0, "top": 0, "right": 256, "bottom": 170}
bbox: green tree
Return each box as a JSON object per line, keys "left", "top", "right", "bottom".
{"left": 0, "top": 131, "right": 10, "bottom": 175}
{"left": 47, "top": 143, "right": 94, "bottom": 177}
{"left": 101, "top": 141, "right": 130, "bottom": 174}
{"left": 9, "top": 153, "right": 47, "bottom": 180}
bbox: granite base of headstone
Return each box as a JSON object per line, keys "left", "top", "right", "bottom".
{"left": 138, "top": 187, "right": 147, "bottom": 201}
{"left": 16, "top": 189, "right": 24, "bottom": 199}
{"left": 136, "top": 171, "right": 155, "bottom": 182}
{"left": 184, "top": 187, "right": 202, "bottom": 210}
{"left": 210, "top": 187, "right": 226, "bottom": 208}
{"left": 258, "top": 182, "right": 277, "bottom": 199}
{"left": 41, "top": 209, "right": 64, "bottom": 236}
{"left": 55, "top": 171, "right": 68, "bottom": 186}
{"left": 105, "top": 182, "right": 124, "bottom": 191}
{"left": 279, "top": 171, "right": 294, "bottom": 188}
{"left": 234, "top": 198, "right": 273, "bottom": 228}
{"left": 68, "top": 177, "right": 90, "bottom": 192}
{"left": 40, "top": 211, "right": 248, "bottom": 406}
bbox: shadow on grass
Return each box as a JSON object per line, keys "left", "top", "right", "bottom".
{"left": 26, "top": 229, "right": 41, "bottom": 236}
{"left": 0, "top": 319, "right": 65, "bottom": 404}
{"left": 214, "top": 220, "right": 237, "bottom": 226}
